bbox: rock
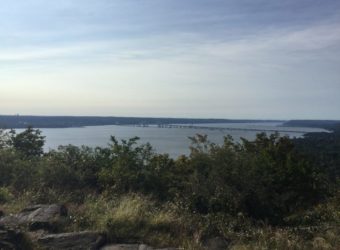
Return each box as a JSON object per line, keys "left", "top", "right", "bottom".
{"left": 153, "top": 248, "right": 179, "bottom": 250}
{"left": 139, "top": 245, "right": 160, "bottom": 250}
{"left": 138, "top": 245, "right": 152, "bottom": 250}
{"left": 0, "top": 216, "right": 21, "bottom": 229}
{"left": 101, "top": 245, "right": 180, "bottom": 250}
{"left": 0, "top": 210, "right": 4, "bottom": 217}
{"left": 0, "top": 204, "right": 67, "bottom": 232}
{"left": 0, "top": 225, "right": 33, "bottom": 250}
{"left": 312, "top": 237, "right": 331, "bottom": 249}
{"left": 37, "top": 231, "right": 106, "bottom": 250}
{"left": 203, "top": 237, "right": 230, "bottom": 250}
{"left": 101, "top": 244, "right": 139, "bottom": 250}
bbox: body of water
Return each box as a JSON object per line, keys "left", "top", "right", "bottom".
{"left": 15, "top": 122, "right": 328, "bottom": 158}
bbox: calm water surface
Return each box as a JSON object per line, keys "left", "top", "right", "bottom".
{"left": 16, "top": 122, "right": 327, "bottom": 158}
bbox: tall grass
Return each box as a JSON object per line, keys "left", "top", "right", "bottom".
{"left": 66, "top": 194, "right": 195, "bottom": 248}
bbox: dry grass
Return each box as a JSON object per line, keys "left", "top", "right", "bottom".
{"left": 0, "top": 189, "right": 32, "bottom": 214}
{"left": 2, "top": 190, "right": 339, "bottom": 250}
{"left": 66, "top": 194, "right": 193, "bottom": 248}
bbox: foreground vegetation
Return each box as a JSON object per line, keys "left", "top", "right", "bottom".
{"left": 0, "top": 126, "right": 339, "bottom": 249}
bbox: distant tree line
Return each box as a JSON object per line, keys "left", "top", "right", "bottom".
{"left": 0, "top": 115, "right": 281, "bottom": 128}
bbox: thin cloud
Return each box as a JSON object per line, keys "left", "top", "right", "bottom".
{"left": 0, "top": 0, "right": 339, "bottom": 119}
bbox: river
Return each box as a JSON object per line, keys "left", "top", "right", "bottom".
{"left": 14, "top": 122, "right": 328, "bottom": 158}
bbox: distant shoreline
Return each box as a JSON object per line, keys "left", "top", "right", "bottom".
{"left": 0, "top": 115, "right": 283, "bottom": 129}
{"left": 0, "top": 115, "right": 339, "bottom": 130}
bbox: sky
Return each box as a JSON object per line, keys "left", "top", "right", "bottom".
{"left": 1, "top": 0, "right": 340, "bottom": 119}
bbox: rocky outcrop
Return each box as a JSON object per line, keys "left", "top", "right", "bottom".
{"left": 101, "top": 244, "right": 140, "bottom": 250}
{"left": 203, "top": 237, "right": 230, "bottom": 250}
{"left": 101, "top": 244, "right": 179, "bottom": 250}
{"left": 0, "top": 225, "right": 33, "bottom": 250}
{"left": 37, "top": 231, "right": 106, "bottom": 250}
{"left": 0, "top": 204, "right": 184, "bottom": 250}
{"left": 0, "top": 204, "right": 67, "bottom": 232}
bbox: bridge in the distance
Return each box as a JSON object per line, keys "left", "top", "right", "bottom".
{"left": 135, "top": 124, "right": 318, "bottom": 134}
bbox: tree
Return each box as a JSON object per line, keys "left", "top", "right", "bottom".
{"left": 10, "top": 127, "right": 45, "bottom": 157}
{"left": 99, "top": 136, "right": 154, "bottom": 193}
{"left": 0, "top": 129, "right": 11, "bottom": 149}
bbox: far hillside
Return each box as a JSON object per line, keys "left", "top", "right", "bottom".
{"left": 283, "top": 120, "right": 340, "bottom": 130}
{"left": 0, "top": 115, "right": 281, "bottom": 129}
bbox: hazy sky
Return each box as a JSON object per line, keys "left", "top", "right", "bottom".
{"left": 1, "top": 0, "right": 340, "bottom": 119}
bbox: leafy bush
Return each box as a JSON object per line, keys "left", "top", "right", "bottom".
{"left": 9, "top": 127, "right": 45, "bottom": 157}
{"left": 0, "top": 149, "right": 41, "bottom": 190}
{"left": 0, "top": 129, "right": 11, "bottom": 149}
{"left": 0, "top": 187, "right": 13, "bottom": 203}
{"left": 40, "top": 145, "right": 105, "bottom": 191}
{"left": 284, "top": 190, "right": 340, "bottom": 226}
{"left": 179, "top": 133, "right": 329, "bottom": 224}
{"left": 98, "top": 137, "right": 153, "bottom": 193}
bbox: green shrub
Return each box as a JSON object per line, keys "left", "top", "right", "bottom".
{"left": 9, "top": 127, "right": 45, "bottom": 157}
{"left": 284, "top": 190, "right": 340, "bottom": 226}
{"left": 98, "top": 137, "right": 154, "bottom": 193}
{"left": 0, "top": 149, "right": 41, "bottom": 190}
{"left": 0, "top": 129, "right": 11, "bottom": 149}
{"left": 40, "top": 145, "right": 106, "bottom": 191}
{"left": 180, "top": 133, "right": 330, "bottom": 224}
{"left": 0, "top": 187, "right": 13, "bottom": 203}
